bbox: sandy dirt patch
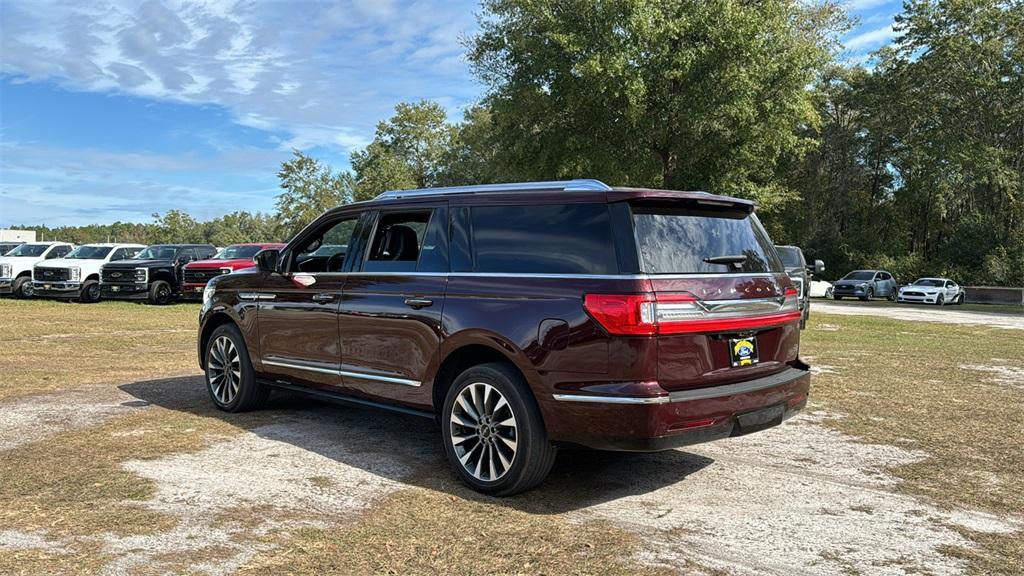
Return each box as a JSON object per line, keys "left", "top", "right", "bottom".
{"left": 0, "top": 387, "right": 149, "bottom": 451}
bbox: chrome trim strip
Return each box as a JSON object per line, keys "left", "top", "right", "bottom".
{"left": 552, "top": 394, "right": 670, "bottom": 405}
{"left": 239, "top": 292, "right": 276, "bottom": 301}
{"left": 377, "top": 179, "right": 611, "bottom": 199}
{"left": 261, "top": 359, "right": 420, "bottom": 387}
{"left": 281, "top": 271, "right": 781, "bottom": 280}
{"left": 339, "top": 369, "right": 420, "bottom": 387}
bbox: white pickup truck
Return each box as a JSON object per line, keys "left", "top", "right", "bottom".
{"left": 0, "top": 242, "right": 75, "bottom": 298}
{"left": 33, "top": 243, "right": 146, "bottom": 302}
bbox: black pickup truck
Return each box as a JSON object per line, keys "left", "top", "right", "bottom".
{"left": 100, "top": 244, "right": 217, "bottom": 304}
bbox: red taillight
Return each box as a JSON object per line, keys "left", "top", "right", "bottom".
{"left": 583, "top": 293, "right": 657, "bottom": 335}
{"left": 584, "top": 289, "right": 801, "bottom": 335}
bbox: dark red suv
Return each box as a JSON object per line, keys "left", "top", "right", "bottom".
{"left": 197, "top": 180, "right": 810, "bottom": 495}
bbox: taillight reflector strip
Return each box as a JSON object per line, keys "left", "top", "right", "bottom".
{"left": 584, "top": 290, "right": 801, "bottom": 335}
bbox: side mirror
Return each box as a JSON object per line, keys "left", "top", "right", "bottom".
{"left": 807, "top": 259, "right": 825, "bottom": 275}
{"left": 255, "top": 249, "right": 281, "bottom": 273}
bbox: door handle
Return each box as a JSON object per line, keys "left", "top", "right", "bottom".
{"left": 404, "top": 298, "right": 433, "bottom": 309}
{"left": 312, "top": 293, "right": 335, "bottom": 303}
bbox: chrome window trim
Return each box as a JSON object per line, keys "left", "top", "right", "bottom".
{"left": 262, "top": 358, "right": 420, "bottom": 387}
{"left": 274, "top": 271, "right": 781, "bottom": 280}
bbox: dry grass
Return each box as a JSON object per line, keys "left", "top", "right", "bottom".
{"left": 240, "top": 489, "right": 677, "bottom": 576}
{"left": 802, "top": 313, "right": 1024, "bottom": 574}
{"left": 0, "top": 299, "right": 200, "bottom": 401}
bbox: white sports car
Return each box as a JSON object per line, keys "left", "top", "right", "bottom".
{"left": 808, "top": 280, "right": 833, "bottom": 298}
{"left": 897, "top": 277, "right": 965, "bottom": 305}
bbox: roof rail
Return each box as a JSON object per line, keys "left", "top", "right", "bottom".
{"left": 375, "top": 179, "right": 611, "bottom": 200}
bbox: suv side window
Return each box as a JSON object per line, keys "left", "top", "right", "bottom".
{"left": 469, "top": 204, "right": 617, "bottom": 274}
{"left": 293, "top": 216, "right": 361, "bottom": 273}
{"left": 364, "top": 210, "right": 433, "bottom": 273}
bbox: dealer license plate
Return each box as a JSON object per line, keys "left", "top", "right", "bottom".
{"left": 728, "top": 337, "right": 758, "bottom": 367}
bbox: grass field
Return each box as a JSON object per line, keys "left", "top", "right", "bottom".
{"left": 0, "top": 298, "right": 1020, "bottom": 575}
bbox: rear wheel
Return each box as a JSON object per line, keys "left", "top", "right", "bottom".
{"left": 887, "top": 288, "right": 897, "bottom": 302}
{"left": 148, "top": 280, "right": 172, "bottom": 305}
{"left": 956, "top": 293, "right": 964, "bottom": 305}
{"left": 204, "top": 324, "right": 268, "bottom": 412}
{"left": 442, "top": 362, "right": 556, "bottom": 496}
{"left": 79, "top": 279, "right": 101, "bottom": 303}
{"left": 12, "top": 276, "right": 33, "bottom": 299}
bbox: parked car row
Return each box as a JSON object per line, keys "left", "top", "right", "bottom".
{"left": 0, "top": 241, "right": 284, "bottom": 304}
{"left": 807, "top": 269, "right": 966, "bottom": 305}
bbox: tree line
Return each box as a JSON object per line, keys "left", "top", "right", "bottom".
{"left": 15, "top": 0, "right": 1022, "bottom": 285}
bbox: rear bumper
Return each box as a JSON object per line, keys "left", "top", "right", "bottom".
{"left": 100, "top": 283, "right": 150, "bottom": 300}
{"left": 545, "top": 366, "right": 810, "bottom": 451}
{"left": 33, "top": 281, "right": 83, "bottom": 298}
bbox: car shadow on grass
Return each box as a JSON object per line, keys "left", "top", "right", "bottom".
{"left": 119, "top": 375, "right": 714, "bottom": 514}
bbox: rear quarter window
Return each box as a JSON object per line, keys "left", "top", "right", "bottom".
{"left": 632, "top": 205, "right": 782, "bottom": 274}
{"left": 470, "top": 204, "right": 617, "bottom": 274}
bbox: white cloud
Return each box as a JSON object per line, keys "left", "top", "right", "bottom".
{"left": 844, "top": 24, "right": 897, "bottom": 51}
{"left": 0, "top": 0, "right": 480, "bottom": 152}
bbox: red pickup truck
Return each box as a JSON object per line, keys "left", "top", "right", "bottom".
{"left": 180, "top": 243, "right": 285, "bottom": 300}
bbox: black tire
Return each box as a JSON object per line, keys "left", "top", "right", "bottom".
{"left": 832, "top": 294, "right": 842, "bottom": 301}
{"left": 956, "top": 293, "right": 964, "bottom": 305}
{"left": 79, "top": 279, "right": 101, "bottom": 303}
{"left": 887, "top": 288, "right": 897, "bottom": 302}
{"left": 936, "top": 294, "right": 945, "bottom": 306}
{"left": 442, "top": 362, "right": 556, "bottom": 496}
{"left": 859, "top": 288, "right": 873, "bottom": 301}
{"left": 12, "top": 276, "right": 33, "bottom": 299}
{"left": 148, "top": 280, "right": 172, "bottom": 305}
{"left": 204, "top": 323, "right": 269, "bottom": 412}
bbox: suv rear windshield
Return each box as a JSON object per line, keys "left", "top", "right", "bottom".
{"left": 632, "top": 205, "right": 782, "bottom": 274}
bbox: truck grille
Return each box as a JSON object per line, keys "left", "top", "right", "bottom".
{"left": 184, "top": 268, "right": 228, "bottom": 284}
{"left": 102, "top": 268, "right": 135, "bottom": 283}
{"left": 35, "top": 267, "right": 70, "bottom": 281}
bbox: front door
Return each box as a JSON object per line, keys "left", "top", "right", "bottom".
{"left": 338, "top": 205, "right": 449, "bottom": 409}
{"left": 257, "top": 214, "right": 362, "bottom": 391}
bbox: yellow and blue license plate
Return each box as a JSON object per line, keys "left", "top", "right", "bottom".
{"left": 729, "top": 337, "right": 758, "bottom": 367}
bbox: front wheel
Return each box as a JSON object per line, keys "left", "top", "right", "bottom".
{"left": 859, "top": 288, "right": 873, "bottom": 301}
{"left": 12, "top": 277, "right": 33, "bottom": 299}
{"left": 205, "top": 324, "right": 268, "bottom": 412}
{"left": 936, "top": 294, "right": 945, "bottom": 306}
{"left": 148, "top": 280, "right": 172, "bottom": 305}
{"left": 79, "top": 279, "right": 101, "bottom": 303}
{"left": 956, "top": 293, "right": 965, "bottom": 305}
{"left": 442, "top": 363, "right": 556, "bottom": 496}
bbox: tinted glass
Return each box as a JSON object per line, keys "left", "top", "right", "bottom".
{"left": 364, "top": 211, "right": 431, "bottom": 273}
{"left": 135, "top": 246, "right": 178, "bottom": 260}
{"left": 8, "top": 244, "right": 48, "bottom": 257}
{"left": 775, "top": 246, "right": 803, "bottom": 268}
{"left": 215, "top": 245, "right": 262, "bottom": 260}
{"left": 633, "top": 206, "right": 781, "bottom": 274}
{"left": 843, "top": 271, "right": 875, "bottom": 280}
{"left": 471, "top": 204, "right": 617, "bottom": 274}
{"left": 67, "top": 246, "right": 113, "bottom": 259}
{"left": 914, "top": 278, "right": 944, "bottom": 287}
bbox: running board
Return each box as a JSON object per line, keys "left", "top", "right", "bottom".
{"left": 259, "top": 379, "right": 435, "bottom": 419}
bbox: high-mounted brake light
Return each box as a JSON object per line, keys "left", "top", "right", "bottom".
{"left": 584, "top": 289, "right": 801, "bottom": 335}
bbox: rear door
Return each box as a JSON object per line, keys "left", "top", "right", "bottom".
{"left": 628, "top": 200, "right": 799, "bottom": 391}
{"left": 337, "top": 204, "right": 449, "bottom": 408}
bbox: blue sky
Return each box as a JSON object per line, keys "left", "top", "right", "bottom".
{"left": 0, "top": 0, "right": 903, "bottom": 227}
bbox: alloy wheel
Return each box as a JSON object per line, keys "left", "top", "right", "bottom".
{"left": 208, "top": 335, "right": 241, "bottom": 405}
{"left": 449, "top": 382, "right": 518, "bottom": 482}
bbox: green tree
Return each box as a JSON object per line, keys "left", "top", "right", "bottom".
{"left": 439, "top": 106, "right": 512, "bottom": 186}
{"left": 351, "top": 101, "right": 457, "bottom": 198}
{"left": 151, "top": 210, "right": 203, "bottom": 244}
{"left": 276, "top": 150, "right": 353, "bottom": 237}
{"left": 467, "top": 0, "right": 845, "bottom": 209}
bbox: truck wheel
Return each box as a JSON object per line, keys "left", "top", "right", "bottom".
{"left": 79, "top": 280, "right": 101, "bottom": 303}
{"left": 12, "top": 276, "right": 33, "bottom": 299}
{"left": 442, "top": 362, "right": 556, "bottom": 496}
{"left": 832, "top": 294, "right": 841, "bottom": 300}
{"left": 205, "top": 323, "right": 269, "bottom": 412}
{"left": 148, "top": 280, "right": 172, "bottom": 305}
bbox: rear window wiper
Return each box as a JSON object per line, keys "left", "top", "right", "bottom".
{"left": 703, "top": 254, "right": 747, "bottom": 270}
